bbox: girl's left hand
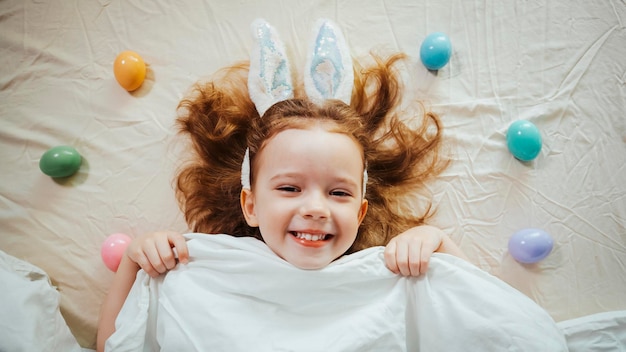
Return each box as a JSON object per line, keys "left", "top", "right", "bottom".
{"left": 384, "top": 225, "right": 445, "bottom": 276}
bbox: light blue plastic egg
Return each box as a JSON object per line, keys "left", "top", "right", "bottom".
{"left": 506, "top": 120, "right": 542, "bottom": 161}
{"left": 508, "top": 228, "right": 554, "bottom": 264}
{"left": 420, "top": 32, "right": 452, "bottom": 70}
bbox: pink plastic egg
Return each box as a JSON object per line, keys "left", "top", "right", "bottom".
{"left": 101, "top": 233, "right": 132, "bottom": 272}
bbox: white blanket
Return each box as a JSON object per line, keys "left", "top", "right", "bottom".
{"left": 106, "top": 234, "right": 567, "bottom": 351}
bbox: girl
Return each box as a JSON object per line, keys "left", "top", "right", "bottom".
{"left": 97, "top": 19, "right": 467, "bottom": 351}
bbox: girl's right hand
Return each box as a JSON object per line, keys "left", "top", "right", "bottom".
{"left": 125, "top": 231, "right": 189, "bottom": 277}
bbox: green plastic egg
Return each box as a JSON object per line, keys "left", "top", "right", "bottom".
{"left": 39, "top": 146, "right": 82, "bottom": 178}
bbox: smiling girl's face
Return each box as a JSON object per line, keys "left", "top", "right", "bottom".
{"left": 241, "top": 124, "right": 368, "bottom": 269}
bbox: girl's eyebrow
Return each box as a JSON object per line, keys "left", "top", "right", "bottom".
{"left": 269, "top": 172, "right": 360, "bottom": 188}
{"left": 269, "top": 172, "right": 301, "bottom": 181}
{"left": 331, "top": 176, "right": 360, "bottom": 189}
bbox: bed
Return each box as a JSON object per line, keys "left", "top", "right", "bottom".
{"left": 0, "top": 0, "right": 624, "bottom": 351}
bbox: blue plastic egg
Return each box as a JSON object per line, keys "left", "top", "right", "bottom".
{"left": 506, "top": 120, "right": 542, "bottom": 161}
{"left": 420, "top": 32, "right": 452, "bottom": 70}
{"left": 508, "top": 228, "right": 554, "bottom": 264}
{"left": 39, "top": 145, "right": 82, "bottom": 178}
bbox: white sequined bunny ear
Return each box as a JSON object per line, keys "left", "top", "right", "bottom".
{"left": 304, "top": 19, "right": 354, "bottom": 105}
{"left": 243, "top": 19, "right": 294, "bottom": 190}
{"left": 303, "top": 19, "right": 366, "bottom": 196}
{"left": 248, "top": 19, "right": 294, "bottom": 117}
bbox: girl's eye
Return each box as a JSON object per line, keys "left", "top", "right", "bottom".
{"left": 277, "top": 186, "right": 300, "bottom": 192}
{"left": 330, "top": 190, "right": 352, "bottom": 197}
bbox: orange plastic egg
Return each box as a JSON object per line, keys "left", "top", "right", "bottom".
{"left": 113, "top": 50, "right": 146, "bottom": 91}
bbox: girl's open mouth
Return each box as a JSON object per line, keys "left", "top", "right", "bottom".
{"left": 290, "top": 232, "right": 333, "bottom": 247}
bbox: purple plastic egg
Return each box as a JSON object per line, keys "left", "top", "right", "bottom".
{"left": 508, "top": 228, "right": 554, "bottom": 264}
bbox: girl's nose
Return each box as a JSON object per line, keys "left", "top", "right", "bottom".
{"left": 300, "top": 191, "right": 330, "bottom": 220}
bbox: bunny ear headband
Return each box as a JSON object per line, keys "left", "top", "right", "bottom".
{"left": 243, "top": 18, "right": 367, "bottom": 196}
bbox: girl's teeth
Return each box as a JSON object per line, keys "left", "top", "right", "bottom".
{"left": 295, "top": 232, "right": 326, "bottom": 241}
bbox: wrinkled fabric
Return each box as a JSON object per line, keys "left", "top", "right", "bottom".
{"left": 1, "top": 2, "right": 625, "bottom": 348}
{"left": 559, "top": 310, "right": 626, "bottom": 352}
{"left": 107, "top": 234, "right": 567, "bottom": 352}
{"left": 0, "top": 250, "right": 82, "bottom": 352}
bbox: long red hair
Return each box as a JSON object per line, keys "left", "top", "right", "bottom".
{"left": 176, "top": 53, "right": 447, "bottom": 252}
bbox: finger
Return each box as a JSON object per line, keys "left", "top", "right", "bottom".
{"left": 384, "top": 241, "right": 399, "bottom": 274}
{"left": 156, "top": 236, "right": 177, "bottom": 270}
{"left": 419, "top": 242, "right": 436, "bottom": 275}
{"left": 132, "top": 251, "right": 159, "bottom": 278}
{"left": 408, "top": 241, "right": 423, "bottom": 276}
{"left": 126, "top": 244, "right": 150, "bottom": 273}
{"left": 126, "top": 239, "right": 163, "bottom": 277}
{"left": 395, "top": 241, "right": 411, "bottom": 276}
{"left": 143, "top": 241, "right": 167, "bottom": 274}
{"left": 170, "top": 233, "right": 189, "bottom": 264}
{"left": 144, "top": 263, "right": 160, "bottom": 278}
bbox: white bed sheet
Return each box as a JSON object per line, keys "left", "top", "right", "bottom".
{"left": 0, "top": 0, "right": 625, "bottom": 349}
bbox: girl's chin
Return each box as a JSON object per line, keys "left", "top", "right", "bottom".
{"left": 288, "top": 259, "right": 332, "bottom": 270}
{"left": 281, "top": 248, "right": 336, "bottom": 270}
{"left": 263, "top": 234, "right": 349, "bottom": 269}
